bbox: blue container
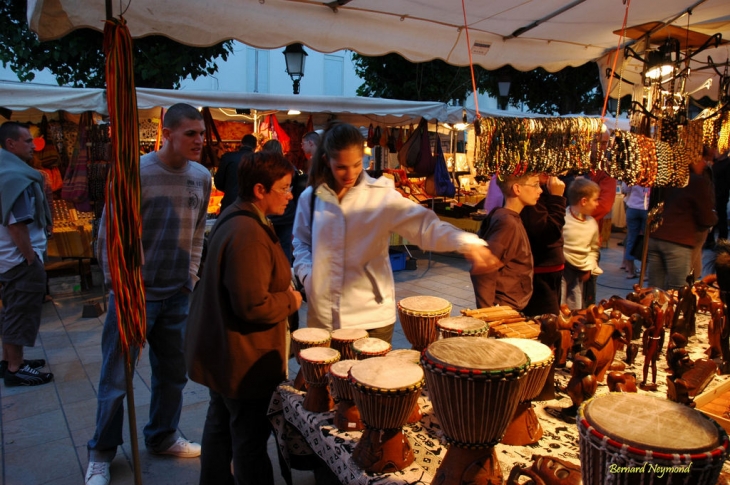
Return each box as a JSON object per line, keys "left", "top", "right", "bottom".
{"left": 389, "top": 250, "right": 406, "bottom": 271}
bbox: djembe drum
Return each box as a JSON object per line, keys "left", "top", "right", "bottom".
{"left": 398, "top": 295, "right": 452, "bottom": 351}
{"left": 422, "top": 337, "right": 529, "bottom": 485}
{"left": 385, "top": 348, "right": 424, "bottom": 424}
{"left": 352, "top": 337, "right": 391, "bottom": 360}
{"left": 578, "top": 393, "right": 728, "bottom": 485}
{"left": 299, "top": 347, "right": 340, "bottom": 413}
{"left": 499, "top": 338, "right": 554, "bottom": 445}
{"left": 330, "top": 328, "right": 369, "bottom": 360}
{"left": 291, "top": 327, "right": 331, "bottom": 391}
{"left": 328, "top": 359, "right": 364, "bottom": 431}
{"left": 349, "top": 357, "right": 425, "bottom": 473}
{"left": 436, "top": 316, "right": 489, "bottom": 339}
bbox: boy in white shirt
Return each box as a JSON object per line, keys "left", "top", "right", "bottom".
{"left": 561, "top": 178, "right": 602, "bottom": 310}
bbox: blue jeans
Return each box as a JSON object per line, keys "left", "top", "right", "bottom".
{"left": 561, "top": 265, "right": 586, "bottom": 311}
{"left": 624, "top": 207, "right": 648, "bottom": 262}
{"left": 647, "top": 238, "right": 692, "bottom": 290}
{"left": 87, "top": 290, "right": 191, "bottom": 461}
{"left": 200, "top": 390, "right": 274, "bottom": 485}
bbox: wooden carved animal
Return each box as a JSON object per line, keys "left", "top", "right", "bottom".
{"left": 582, "top": 319, "right": 621, "bottom": 383}
{"left": 626, "top": 285, "right": 673, "bottom": 307}
{"left": 607, "top": 371, "right": 638, "bottom": 393}
{"left": 603, "top": 296, "right": 654, "bottom": 341}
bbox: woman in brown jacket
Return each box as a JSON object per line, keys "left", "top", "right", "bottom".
{"left": 186, "top": 150, "right": 302, "bottom": 485}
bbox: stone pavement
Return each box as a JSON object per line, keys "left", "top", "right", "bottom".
{"left": 0, "top": 230, "right": 713, "bottom": 485}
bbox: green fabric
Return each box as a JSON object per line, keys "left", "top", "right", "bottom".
{"left": 0, "top": 149, "right": 51, "bottom": 228}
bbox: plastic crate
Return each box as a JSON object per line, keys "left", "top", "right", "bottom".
{"left": 389, "top": 250, "right": 406, "bottom": 271}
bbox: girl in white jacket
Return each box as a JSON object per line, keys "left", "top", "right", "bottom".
{"left": 292, "top": 122, "right": 498, "bottom": 343}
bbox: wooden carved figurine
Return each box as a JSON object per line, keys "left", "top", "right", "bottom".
{"left": 639, "top": 301, "right": 664, "bottom": 391}
{"left": 672, "top": 272, "right": 697, "bottom": 338}
{"left": 666, "top": 332, "right": 718, "bottom": 403}
{"left": 706, "top": 302, "right": 724, "bottom": 360}
{"left": 695, "top": 281, "right": 714, "bottom": 314}
{"left": 602, "top": 296, "right": 653, "bottom": 342}
{"left": 562, "top": 351, "right": 597, "bottom": 419}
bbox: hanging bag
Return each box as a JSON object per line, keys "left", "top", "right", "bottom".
{"left": 433, "top": 138, "right": 455, "bottom": 197}
{"left": 61, "top": 112, "right": 92, "bottom": 211}
{"left": 414, "top": 120, "right": 435, "bottom": 175}
{"left": 398, "top": 118, "right": 428, "bottom": 169}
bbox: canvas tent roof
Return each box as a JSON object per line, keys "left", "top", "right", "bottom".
{"left": 0, "top": 81, "right": 447, "bottom": 126}
{"left": 27, "top": 0, "right": 730, "bottom": 100}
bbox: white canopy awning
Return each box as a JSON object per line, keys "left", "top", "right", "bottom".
{"left": 27, "top": 0, "right": 730, "bottom": 79}
{"left": 0, "top": 81, "right": 448, "bottom": 126}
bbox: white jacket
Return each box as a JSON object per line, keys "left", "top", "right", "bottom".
{"left": 292, "top": 172, "right": 485, "bottom": 331}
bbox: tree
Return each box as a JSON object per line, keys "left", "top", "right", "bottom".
{"left": 0, "top": 0, "right": 232, "bottom": 89}
{"left": 353, "top": 53, "right": 606, "bottom": 115}
{"left": 353, "top": 53, "right": 490, "bottom": 104}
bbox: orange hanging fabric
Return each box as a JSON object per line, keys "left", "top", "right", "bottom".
{"left": 103, "top": 17, "right": 146, "bottom": 358}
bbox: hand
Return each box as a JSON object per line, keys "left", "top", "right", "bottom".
{"left": 464, "top": 245, "right": 501, "bottom": 275}
{"left": 547, "top": 176, "right": 565, "bottom": 196}
{"left": 579, "top": 270, "right": 592, "bottom": 282}
{"left": 289, "top": 286, "right": 303, "bottom": 310}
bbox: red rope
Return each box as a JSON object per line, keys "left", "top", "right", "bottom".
{"left": 602, "top": 0, "right": 632, "bottom": 122}
{"left": 103, "top": 17, "right": 146, "bottom": 358}
{"left": 461, "top": 0, "right": 480, "bottom": 118}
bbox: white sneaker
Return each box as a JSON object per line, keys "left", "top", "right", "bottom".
{"left": 153, "top": 437, "right": 201, "bottom": 458}
{"left": 85, "top": 461, "right": 110, "bottom": 485}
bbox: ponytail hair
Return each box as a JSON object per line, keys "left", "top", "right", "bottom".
{"left": 308, "top": 121, "right": 364, "bottom": 188}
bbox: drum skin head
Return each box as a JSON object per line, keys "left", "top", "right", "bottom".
{"left": 385, "top": 349, "right": 422, "bottom": 364}
{"left": 299, "top": 347, "right": 340, "bottom": 363}
{"left": 399, "top": 295, "right": 451, "bottom": 313}
{"left": 350, "top": 357, "right": 424, "bottom": 389}
{"left": 499, "top": 338, "right": 553, "bottom": 366}
{"left": 330, "top": 359, "right": 358, "bottom": 378}
{"left": 424, "top": 337, "right": 528, "bottom": 372}
{"left": 437, "top": 316, "right": 487, "bottom": 332}
{"left": 352, "top": 337, "right": 391, "bottom": 354}
{"left": 292, "top": 327, "right": 331, "bottom": 343}
{"left": 583, "top": 393, "right": 721, "bottom": 454}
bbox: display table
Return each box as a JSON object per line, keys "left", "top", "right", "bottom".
{"left": 268, "top": 315, "right": 730, "bottom": 484}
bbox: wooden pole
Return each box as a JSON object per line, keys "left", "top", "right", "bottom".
{"left": 106, "top": 1, "right": 143, "bottom": 483}
{"left": 125, "top": 357, "right": 143, "bottom": 485}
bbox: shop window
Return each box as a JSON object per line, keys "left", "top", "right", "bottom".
{"left": 246, "top": 48, "right": 270, "bottom": 93}
{"left": 324, "top": 55, "right": 344, "bottom": 96}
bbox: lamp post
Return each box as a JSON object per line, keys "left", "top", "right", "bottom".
{"left": 283, "top": 43, "right": 308, "bottom": 95}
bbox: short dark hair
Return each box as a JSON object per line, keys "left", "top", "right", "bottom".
{"left": 237, "top": 150, "right": 295, "bottom": 200}
{"left": 568, "top": 177, "right": 600, "bottom": 206}
{"left": 302, "top": 131, "right": 320, "bottom": 144}
{"left": 241, "top": 134, "right": 258, "bottom": 148}
{"left": 0, "top": 121, "right": 28, "bottom": 149}
{"left": 163, "top": 103, "right": 203, "bottom": 129}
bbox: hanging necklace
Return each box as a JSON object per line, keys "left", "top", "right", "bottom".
{"left": 569, "top": 207, "right": 586, "bottom": 222}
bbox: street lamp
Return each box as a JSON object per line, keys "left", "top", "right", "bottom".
{"left": 283, "top": 43, "right": 308, "bottom": 95}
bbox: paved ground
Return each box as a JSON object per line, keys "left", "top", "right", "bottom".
{"left": 0, "top": 229, "right": 713, "bottom": 485}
